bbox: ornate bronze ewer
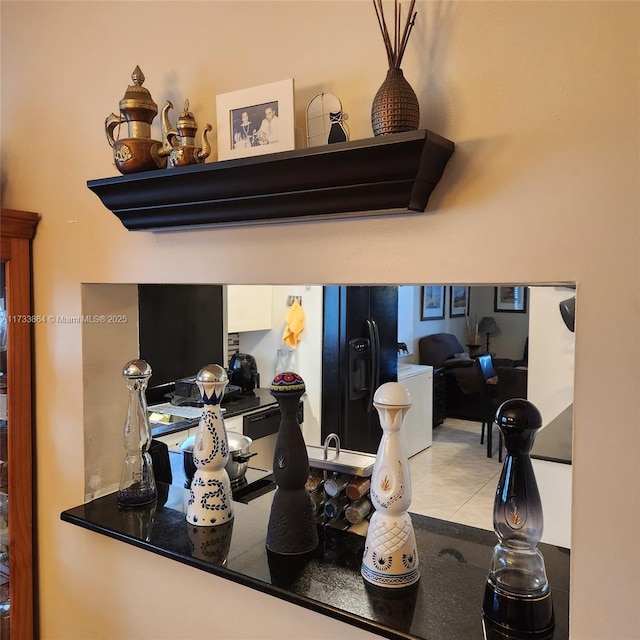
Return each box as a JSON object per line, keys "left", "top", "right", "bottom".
{"left": 160, "top": 100, "right": 212, "bottom": 167}
{"left": 105, "top": 66, "right": 167, "bottom": 174}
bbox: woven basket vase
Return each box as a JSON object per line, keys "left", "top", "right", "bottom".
{"left": 371, "top": 68, "right": 420, "bottom": 136}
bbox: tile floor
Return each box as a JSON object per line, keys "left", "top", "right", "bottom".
{"left": 408, "top": 417, "right": 502, "bottom": 532}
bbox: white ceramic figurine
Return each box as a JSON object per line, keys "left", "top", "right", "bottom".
{"left": 361, "top": 382, "right": 419, "bottom": 588}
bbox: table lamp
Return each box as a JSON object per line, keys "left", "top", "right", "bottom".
{"left": 479, "top": 316, "right": 500, "bottom": 354}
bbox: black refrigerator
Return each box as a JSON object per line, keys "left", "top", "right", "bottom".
{"left": 321, "top": 286, "right": 398, "bottom": 454}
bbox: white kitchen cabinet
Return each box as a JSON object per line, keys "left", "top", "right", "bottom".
{"left": 154, "top": 428, "right": 193, "bottom": 454}
{"left": 398, "top": 364, "right": 433, "bottom": 457}
{"left": 222, "top": 414, "right": 243, "bottom": 434}
{"left": 227, "top": 285, "right": 273, "bottom": 332}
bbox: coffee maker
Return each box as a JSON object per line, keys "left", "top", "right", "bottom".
{"left": 229, "top": 353, "right": 259, "bottom": 392}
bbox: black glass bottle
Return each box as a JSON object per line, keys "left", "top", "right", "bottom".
{"left": 482, "top": 399, "right": 554, "bottom": 637}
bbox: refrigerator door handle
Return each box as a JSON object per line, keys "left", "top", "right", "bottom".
{"left": 366, "top": 319, "right": 381, "bottom": 412}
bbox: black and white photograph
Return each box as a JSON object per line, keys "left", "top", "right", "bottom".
{"left": 216, "top": 79, "right": 295, "bottom": 160}
{"left": 231, "top": 102, "right": 280, "bottom": 149}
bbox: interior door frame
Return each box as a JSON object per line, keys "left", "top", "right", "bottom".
{"left": 1, "top": 208, "right": 39, "bottom": 639}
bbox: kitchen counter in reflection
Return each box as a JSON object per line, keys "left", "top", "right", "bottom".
{"left": 61, "top": 485, "right": 570, "bottom": 640}
{"left": 151, "top": 387, "right": 278, "bottom": 439}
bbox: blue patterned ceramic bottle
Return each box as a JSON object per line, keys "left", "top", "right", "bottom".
{"left": 186, "top": 365, "right": 234, "bottom": 527}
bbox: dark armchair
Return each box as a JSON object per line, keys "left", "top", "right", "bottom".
{"left": 418, "top": 333, "right": 487, "bottom": 421}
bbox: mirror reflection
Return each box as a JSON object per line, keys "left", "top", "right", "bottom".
{"left": 83, "top": 283, "right": 575, "bottom": 548}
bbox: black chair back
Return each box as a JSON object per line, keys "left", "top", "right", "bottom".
{"left": 495, "top": 366, "right": 528, "bottom": 402}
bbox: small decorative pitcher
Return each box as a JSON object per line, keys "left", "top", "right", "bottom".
{"left": 186, "top": 364, "right": 234, "bottom": 527}
{"left": 362, "top": 382, "right": 419, "bottom": 588}
{"left": 159, "top": 99, "right": 212, "bottom": 167}
{"left": 105, "top": 66, "right": 167, "bottom": 174}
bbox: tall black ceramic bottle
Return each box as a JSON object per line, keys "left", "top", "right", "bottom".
{"left": 483, "top": 399, "right": 554, "bottom": 637}
{"left": 266, "top": 372, "right": 318, "bottom": 555}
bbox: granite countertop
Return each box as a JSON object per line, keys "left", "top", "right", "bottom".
{"left": 61, "top": 485, "right": 570, "bottom": 640}
{"left": 151, "top": 388, "right": 278, "bottom": 439}
{"left": 221, "top": 387, "right": 278, "bottom": 418}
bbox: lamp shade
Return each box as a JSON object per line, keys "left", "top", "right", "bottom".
{"left": 479, "top": 316, "right": 500, "bottom": 336}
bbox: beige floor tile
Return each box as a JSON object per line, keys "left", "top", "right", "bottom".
{"left": 408, "top": 417, "right": 499, "bottom": 533}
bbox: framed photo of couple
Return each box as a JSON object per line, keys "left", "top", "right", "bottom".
{"left": 216, "top": 79, "right": 295, "bottom": 161}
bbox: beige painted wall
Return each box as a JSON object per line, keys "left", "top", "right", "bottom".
{"left": 1, "top": 2, "right": 639, "bottom": 639}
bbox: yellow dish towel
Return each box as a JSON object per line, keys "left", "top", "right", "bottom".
{"left": 282, "top": 299, "right": 305, "bottom": 348}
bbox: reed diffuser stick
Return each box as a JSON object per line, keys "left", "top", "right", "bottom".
{"left": 372, "top": 0, "right": 417, "bottom": 69}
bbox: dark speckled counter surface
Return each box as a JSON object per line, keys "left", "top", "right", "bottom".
{"left": 62, "top": 484, "right": 569, "bottom": 640}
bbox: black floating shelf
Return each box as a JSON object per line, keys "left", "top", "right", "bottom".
{"left": 87, "top": 129, "right": 454, "bottom": 231}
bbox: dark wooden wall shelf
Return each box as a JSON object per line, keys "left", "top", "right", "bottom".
{"left": 88, "top": 129, "right": 454, "bottom": 231}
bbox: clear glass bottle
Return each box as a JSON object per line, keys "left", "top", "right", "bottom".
{"left": 324, "top": 493, "right": 349, "bottom": 519}
{"left": 274, "top": 347, "right": 294, "bottom": 376}
{"left": 117, "top": 359, "right": 157, "bottom": 508}
{"left": 345, "top": 496, "right": 372, "bottom": 524}
{"left": 324, "top": 472, "right": 350, "bottom": 497}
{"left": 346, "top": 476, "right": 371, "bottom": 500}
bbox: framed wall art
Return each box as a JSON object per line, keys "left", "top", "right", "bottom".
{"left": 420, "top": 285, "right": 445, "bottom": 320}
{"left": 449, "top": 286, "right": 469, "bottom": 317}
{"left": 216, "top": 78, "right": 295, "bottom": 161}
{"left": 494, "top": 286, "right": 528, "bottom": 313}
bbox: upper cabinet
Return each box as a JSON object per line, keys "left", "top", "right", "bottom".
{"left": 227, "top": 286, "right": 273, "bottom": 333}
{"left": 87, "top": 130, "right": 454, "bottom": 230}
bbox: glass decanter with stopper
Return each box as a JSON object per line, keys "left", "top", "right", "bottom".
{"left": 482, "top": 398, "right": 554, "bottom": 637}
{"left": 117, "top": 359, "right": 157, "bottom": 508}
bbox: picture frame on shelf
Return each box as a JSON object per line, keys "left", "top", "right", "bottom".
{"left": 216, "top": 79, "right": 295, "bottom": 161}
{"left": 494, "top": 286, "right": 528, "bottom": 313}
{"left": 420, "top": 285, "right": 445, "bottom": 320}
{"left": 449, "top": 286, "right": 469, "bottom": 317}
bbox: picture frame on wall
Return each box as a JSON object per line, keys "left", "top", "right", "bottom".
{"left": 216, "top": 78, "right": 295, "bottom": 161}
{"left": 420, "top": 285, "right": 446, "bottom": 320}
{"left": 494, "top": 286, "right": 528, "bottom": 313}
{"left": 449, "top": 286, "right": 469, "bottom": 317}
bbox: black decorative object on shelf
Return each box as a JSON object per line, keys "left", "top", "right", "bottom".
{"left": 87, "top": 130, "right": 454, "bottom": 230}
